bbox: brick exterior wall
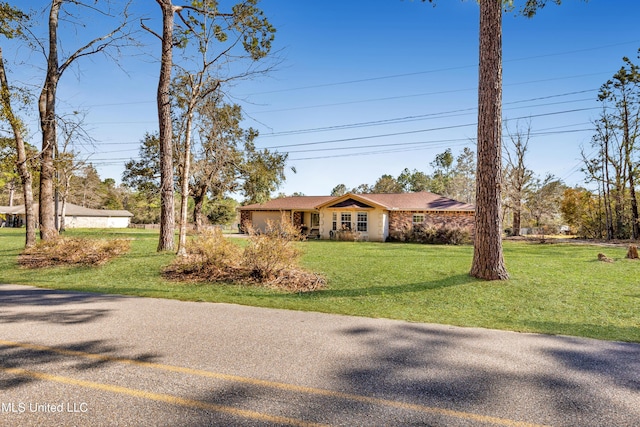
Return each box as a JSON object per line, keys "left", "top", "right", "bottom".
{"left": 293, "top": 211, "right": 303, "bottom": 228}
{"left": 239, "top": 210, "right": 252, "bottom": 232}
{"left": 388, "top": 211, "right": 475, "bottom": 237}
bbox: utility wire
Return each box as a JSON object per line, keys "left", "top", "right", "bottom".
{"left": 245, "top": 40, "right": 640, "bottom": 95}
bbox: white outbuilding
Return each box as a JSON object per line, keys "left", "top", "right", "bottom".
{"left": 0, "top": 203, "right": 134, "bottom": 229}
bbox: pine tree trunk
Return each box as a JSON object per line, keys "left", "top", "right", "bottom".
{"left": 156, "top": 0, "right": 176, "bottom": 252}
{"left": 470, "top": 0, "right": 508, "bottom": 280}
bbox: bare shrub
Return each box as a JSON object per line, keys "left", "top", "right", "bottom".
{"left": 164, "top": 228, "right": 242, "bottom": 281}
{"left": 243, "top": 218, "right": 303, "bottom": 281}
{"left": 165, "top": 216, "right": 325, "bottom": 292}
{"left": 19, "top": 237, "right": 130, "bottom": 268}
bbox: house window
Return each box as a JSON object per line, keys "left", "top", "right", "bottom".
{"left": 413, "top": 214, "right": 424, "bottom": 227}
{"left": 341, "top": 212, "right": 352, "bottom": 230}
{"left": 332, "top": 212, "right": 337, "bottom": 231}
{"left": 311, "top": 213, "right": 320, "bottom": 228}
{"left": 357, "top": 212, "right": 368, "bottom": 232}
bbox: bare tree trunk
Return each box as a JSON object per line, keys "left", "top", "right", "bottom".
{"left": 156, "top": 0, "right": 176, "bottom": 252}
{"left": 38, "top": 0, "right": 62, "bottom": 241}
{"left": 0, "top": 47, "right": 36, "bottom": 247}
{"left": 59, "top": 196, "right": 67, "bottom": 231}
{"left": 470, "top": 0, "right": 508, "bottom": 280}
{"left": 193, "top": 194, "right": 205, "bottom": 232}
{"left": 628, "top": 162, "right": 639, "bottom": 239}
{"left": 177, "top": 103, "right": 194, "bottom": 256}
{"left": 622, "top": 103, "right": 639, "bottom": 239}
{"left": 7, "top": 181, "right": 15, "bottom": 206}
{"left": 512, "top": 206, "right": 521, "bottom": 236}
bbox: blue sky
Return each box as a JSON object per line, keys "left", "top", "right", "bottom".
{"left": 5, "top": 0, "right": 640, "bottom": 197}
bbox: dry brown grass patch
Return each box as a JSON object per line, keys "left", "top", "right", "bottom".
{"left": 19, "top": 237, "right": 131, "bottom": 268}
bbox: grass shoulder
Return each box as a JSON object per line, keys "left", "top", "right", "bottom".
{"left": 0, "top": 228, "right": 638, "bottom": 343}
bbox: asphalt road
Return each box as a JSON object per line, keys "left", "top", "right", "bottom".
{"left": 0, "top": 283, "right": 638, "bottom": 427}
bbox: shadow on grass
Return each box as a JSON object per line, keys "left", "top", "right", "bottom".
{"left": 305, "top": 273, "right": 477, "bottom": 298}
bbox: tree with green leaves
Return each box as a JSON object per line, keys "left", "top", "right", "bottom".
{"left": 397, "top": 168, "right": 430, "bottom": 193}
{"left": 169, "top": 0, "right": 276, "bottom": 255}
{"left": 241, "top": 142, "right": 288, "bottom": 205}
{"left": 373, "top": 174, "right": 403, "bottom": 194}
{"left": 526, "top": 174, "right": 566, "bottom": 232}
{"left": 0, "top": 137, "right": 19, "bottom": 205}
{"left": 428, "top": 148, "right": 454, "bottom": 196}
{"left": 190, "top": 101, "right": 246, "bottom": 230}
{"left": 449, "top": 147, "right": 476, "bottom": 204}
{"left": 330, "top": 183, "right": 347, "bottom": 196}
{"left": 146, "top": 0, "right": 275, "bottom": 252}
{"left": 560, "top": 187, "right": 603, "bottom": 238}
{"left": 122, "top": 133, "right": 164, "bottom": 224}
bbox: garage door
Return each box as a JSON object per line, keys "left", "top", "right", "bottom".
{"left": 252, "top": 211, "right": 286, "bottom": 232}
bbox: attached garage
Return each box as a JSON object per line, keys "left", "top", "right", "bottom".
{"left": 251, "top": 211, "right": 288, "bottom": 233}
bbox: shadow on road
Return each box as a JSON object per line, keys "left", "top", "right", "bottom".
{"left": 0, "top": 339, "right": 161, "bottom": 391}
{"left": 0, "top": 286, "right": 125, "bottom": 307}
{"left": 0, "top": 285, "right": 125, "bottom": 325}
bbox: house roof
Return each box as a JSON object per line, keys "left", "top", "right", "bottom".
{"left": 240, "top": 192, "right": 474, "bottom": 212}
{"left": 353, "top": 192, "right": 475, "bottom": 211}
{"left": 239, "top": 196, "right": 335, "bottom": 211}
{"left": 0, "top": 203, "right": 133, "bottom": 217}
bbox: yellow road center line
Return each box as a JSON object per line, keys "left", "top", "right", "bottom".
{"left": 0, "top": 367, "right": 327, "bottom": 427}
{"left": 0, "top": 339, "right": 549, "bottom": 427}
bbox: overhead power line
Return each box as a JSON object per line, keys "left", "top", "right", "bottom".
{"left": 245, "top": 40, "right": 640, "bottom": 95}
{"left": 257, "top": 90, "right": 596, "bottom": 138}
{"left": 262, "top": 107, "right": 599, "bottom": 150}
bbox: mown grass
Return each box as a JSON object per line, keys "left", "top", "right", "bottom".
{"left": 1, "top": 228, "right": 638, "bottom": 342}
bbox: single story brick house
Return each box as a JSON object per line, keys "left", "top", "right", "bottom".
{"left": 238, "top": 192, "right": 475, "bottom": 242}
{"left": 0, "top": 203, "right": 134, "bottom": 229}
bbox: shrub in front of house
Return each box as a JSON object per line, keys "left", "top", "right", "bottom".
{"left": 165, "top": 218, "right": 325, "bottom": 292}
{"left": 387, "top": 224, "right": 472, "bottom": 245}
{"left": 243, "top": 219, "right": 303, "bottom": 281}
{"left": 164, "top": 228, "right": 243, "bottom": 281}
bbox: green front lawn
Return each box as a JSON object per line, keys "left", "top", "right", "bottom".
{"left": 1, "top": 228, "right": 638, "bottom": 342}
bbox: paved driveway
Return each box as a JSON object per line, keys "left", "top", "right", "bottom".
{"left": 1, "top": 284, "right": 638, "bottom": 426}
